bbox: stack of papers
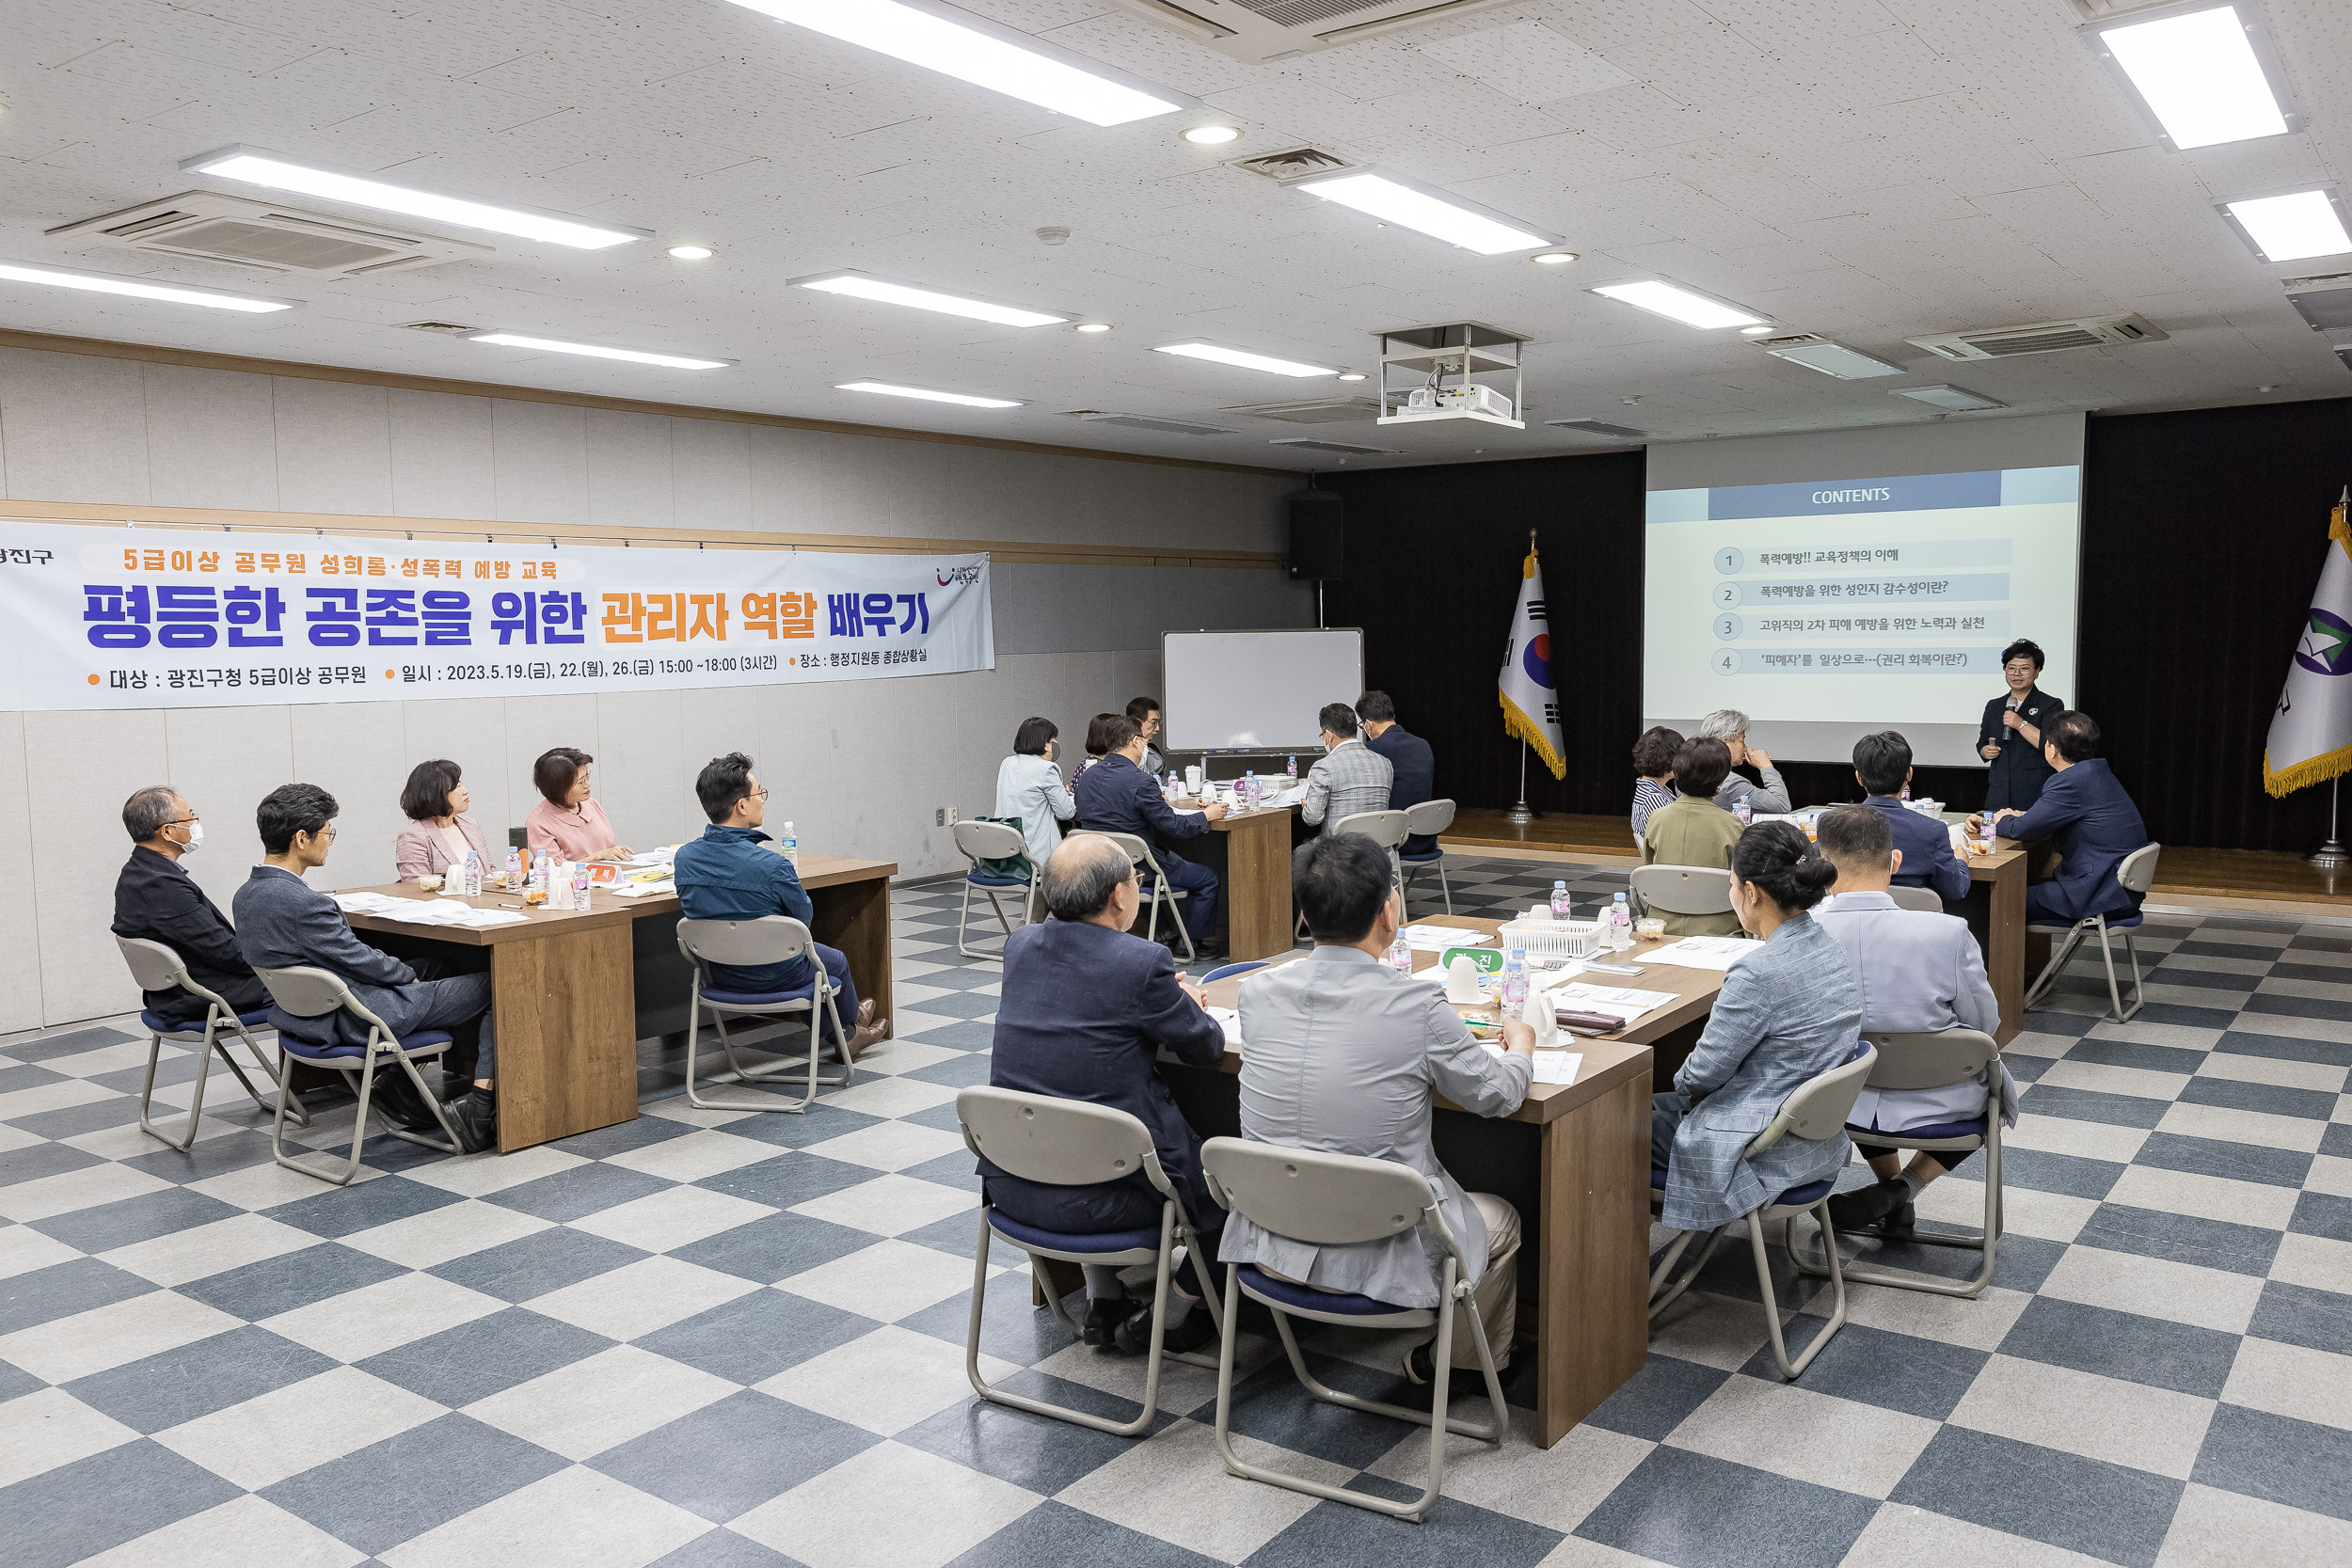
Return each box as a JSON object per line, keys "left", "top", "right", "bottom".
{"left": 1402, "top": 924, "right": 1494, "bottom": 951}
{"left": 385, "top": 900, "right": 530, "bottom": 929}
{"left": 1538, "top": 980, "right": 1677, "bottom": 1028}
{"left": 1533, "top": 1052, "right": 1582, "bottom": 1085}
{"left": 1642, "top": 935, "right": 1756, "bottom": 970}
{"left": 610, "top": 879, "right": 675, "bottom": 899}
{"left": 330, "top": 892, "right": 410, "bottom": 915}
{"left": 1204, "top": 1005, "right": 1242, "bottom": 1047}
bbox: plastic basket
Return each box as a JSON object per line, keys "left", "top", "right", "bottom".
{"left": 1497, "top": 918, "right": 1605, "bottom": 961}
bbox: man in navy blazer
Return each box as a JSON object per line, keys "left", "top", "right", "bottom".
{"left": 978, "top": 833, "right": 1230, "bottom": 1354}
{"left": 1972, "top": 711, "right": 2149, "bottom": 926}
{"left": 1852, "top": 731, "right": 1970, "bottom": 903}
{"left": 1072, "top": 714, "right": 1228, "bottom": 957}
{"left": 1359, "top": 689, "right": 1439, "bottom": 855}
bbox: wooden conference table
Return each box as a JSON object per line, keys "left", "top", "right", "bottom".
{"left": 324, "top": 852, "right": 896, "bottom": 1152}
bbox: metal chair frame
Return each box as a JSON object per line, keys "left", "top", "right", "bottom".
{"left": 950, "top": 819, "right": 1035, "bottom": 959}
{"left": 252, "top": 964, "right": 465, "bottom": 1187}
{"left": 676, "top": 915, "right": 850, "bottom": 1114}
{"left": 1101, "top": 831, "right": 1195, "bottom": 962}
{"left": 1397, "top": 800, "right": 1456, "bottom": 915}
{"left": 116, "top": 935, "right": 309, "bottom": 1149}
{"left": 956, "top": 1086, "right": 1227, "bottom": 1435}
{"left": 2024, "top": 844, "right": 2162, "bottom": 1022}
{"left": 1629, "top": 863, "right": 1736, "bottom": 917}
{"left": 1201, "top": 1138, "right": 1509, "bottom": 1525}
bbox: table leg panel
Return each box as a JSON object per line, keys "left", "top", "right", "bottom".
{"left": 1987, "top": 859, "right": 2026, "bottom": 1046}
{"left": 1535, "top": 1072, "right": 1652, "bottom": 1447}
{"left": 494, "top": 924, "right": 639, "bottom": 1152}
{"left": 809, "top": 877, "right": 892, "bottom": 1022}
{"left": 1223, "top": 816, "right": 1293, "bottom": 961}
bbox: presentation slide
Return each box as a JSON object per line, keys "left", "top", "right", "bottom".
{"left": 1644, "top": 415, "right": 2082, "bottom": 768}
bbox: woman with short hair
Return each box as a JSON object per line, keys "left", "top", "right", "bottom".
{"left": 1629, "top": 725, "right": 1683, "bottom": 844}
{"left": 393, "top": 759, "right": 490, "bottom": 882}
{"left": 526, "top": 747, "right": 634, "bottom": 863}
{"left": 1639, "top": 737, "right": 1747, "bottom": 937}
{"left": 1068, "top": 712, "right": 1120, "bottom": 790}
{"left": 994, "top": 716, "right": 1076, "bottom": 871}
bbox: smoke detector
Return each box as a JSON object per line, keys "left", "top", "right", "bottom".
{"left": 47, "top": 191, "right": 492, "bottom": 277}
{"left": 1906, "top": 313, "right": 2168, "bottom": 360}
{"left": 1112, "top": 0, "right": 1513, "bottom": 66}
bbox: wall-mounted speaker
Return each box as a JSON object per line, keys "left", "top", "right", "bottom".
{"left": 1287, "top": 490, "right": 1344, "bottom": 581}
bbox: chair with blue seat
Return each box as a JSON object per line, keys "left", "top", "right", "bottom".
{"left": 1101, "top": 831, "right": 1195, "bottom": 962}
{"left": 252, "top": 963, "right": 465, "bottom": 1186}
{"left": 1199, "top": 960, "right": 1268, "bottom": 985}
{"left": 675, "top": 914, "right": 851, "bottom": 1114}
{"left": 1200, "top": 1137, "right": 1509, "bottom": 1525}
{"left": 1790, "top": 1028, "right": 2004, "bottom": 1300}
{"left": 956, "top": 1085, "right": 1227, "bottom": 1435}
{"left": 115, "top": 935, "right": 309, "bottom": 1149}
{"left": 951, "top": 819, "right": 1035, "bottom": 959}
{"left": 2024, "top": 843, "right": 2161, "bottom": 1022}
{"left": 1397, "top": 799, "right": 1456, "bottom": 915}
{"left": 1646, "top": 1041, "right": 1878, "bottom": 1379}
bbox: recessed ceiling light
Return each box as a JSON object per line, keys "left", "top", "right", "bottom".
{"left": 1181, "top": 124, "right": 1242, "bottom": 145}
{"left": 721, "top": 0, "right": 1186, "bottom": 127}
{"left": 836, "top": 380, "right": 1023, "bottom": 408}
{"left": 790, "top": 268, "right": 1069, "bottom": 327}
{"left": 1073, "top": 322, "right": 1112, "bottom": 333}
{"left": 2220, "top": 189, "right": 2352, "bottom": 262}
{"left": 1335, "top": 372, "right": 1368, "bottom": 382}
{"left": 181, "top": 145, "right": 648, "bottom": 249}
{"left": 667, "top": 245, "right": 714, "bottom": 260}
{"left": 1294, "top": 170, "right": 1555, "bottom": 255}
{"left": 1739, "top": 324, "right": 1773, "bottom": 336}
{"left": 1758, "top": 336, "right": 1905, "bottom": 379}
{"left": 0, "top": 258, "right": 300, "bottom": 312}
{"left": 1531, "top": 250, "right": 1579, "bottom": 265}
{"left": 1590, "top": 280, "right": 1763, "bottom": 329}
{"left": 2093, "top": 4, "right": 2290, "bottom": 150}
{"left": 469, "top": 332, "right": 731, "bottom": 370}
{"left": 1154, "top": 341, "right": 1339, "bottom": 377}
{"left": 1892, "top": 384, "right": 2007, "bottom": 411}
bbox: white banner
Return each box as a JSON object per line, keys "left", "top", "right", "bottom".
{"left": 0, "top": 519, "right": 993, "bottom": 710}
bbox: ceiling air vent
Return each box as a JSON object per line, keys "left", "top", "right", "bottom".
{"left": 1270, "top": 436, "right": 1398, "bottom": 455}
{"left": 399, "top": 321, "right": 482, "bottom": 336}
{"left": 1219, "top": 396, "right": 1383, "bottom": 423}
{"left": 1906, "top": 313, "right": 2168, "bottom": 361}
{"left": 1754, "top": 334, "right": 1905, "bottom": 379}
{"left": 1546, "top": 418, "right": 1649, "bottom": 440}
{"left": 1113, "top": 0, "right": 1511, "bottom": 65}
{"left": 1228, "top": 147, "right": 1359, "bottom": 184}
{"left": 2285, "top": 278, "right": 2352, "bottom": 335}
{"left": 1072, "top": 411, "right": 1238, "bottom": 436}
{"left": 47, "top": 191, "right": 493, "bottom": 277}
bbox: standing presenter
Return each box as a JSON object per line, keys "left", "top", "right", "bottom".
{"left": 1978, "top": 639, "right": 2064, "bottom": 814}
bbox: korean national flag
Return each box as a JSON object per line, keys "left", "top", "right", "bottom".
{"left": 1499, "top": 543, "right": 1565, "bottom": 780}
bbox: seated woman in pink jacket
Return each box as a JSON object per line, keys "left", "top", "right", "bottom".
{"left": 393, "top": 759, "right": 491, "bottom": 881}
{"left": 526, "top": 746, "right": 634, "bottom": 863}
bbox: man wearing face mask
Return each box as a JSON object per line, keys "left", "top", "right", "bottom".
{"left": 112, "top": 784, "right": 271, "bottom": 1027}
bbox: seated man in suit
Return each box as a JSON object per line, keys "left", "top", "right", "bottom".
{"left": 1299, "top": 702, "right": 1394, "bottom": 837}
{"left": 112, "top": 785, "right": 270, "bottom": 1026}
{"left": 1072, "top": 715, "right": 1229, "bottom": 958}
{"left": 1969, "top": 711, "right": 2149, "bottom": 927}
{"left": 1358, "top": 689, "right": 1438, "bottom": 856}
{"left": 1852, "top": 730, "right": 1971, "bottom": 903}
{"left": 1225, "top": 833, "right": 1534, "bottom": 1384}
{"left": 673, "top": 752, "right": 888, "bottom": 1059}
{"left": 231, "top": 784, "right": 498, "bottom": 1152}
{"left": 978, "top": 832, "right": 1230, "bottom": 1354}
{"left": 1814, "top": 805, "right": 2014, "bottom": 1234}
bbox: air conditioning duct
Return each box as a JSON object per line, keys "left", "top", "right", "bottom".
{"left": 1072, "top": 411, "right": 1238, "bottom": 436}
{"left": 48, "top": 191, "right": 493, "bottom": 277}
{"left": 1111, "top": 0, "right": 1513, "bottom": 66}
{"left": 1905, "top": 313, "right": 2167, "bottom": 360}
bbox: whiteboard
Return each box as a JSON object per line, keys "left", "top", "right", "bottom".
{"left": 1163, "top": 628, "right": 1365, "bottom": 753}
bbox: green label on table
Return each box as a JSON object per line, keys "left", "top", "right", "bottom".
{"left": 1443, "top": 947, "right": 1504, "bottom": 974}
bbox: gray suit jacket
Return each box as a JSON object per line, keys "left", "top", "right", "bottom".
{"left": 1815, "top": 891, "right": 2016, "bottom": 1132}
{"left": 231, "top": 864, "right": 424, "bottom": 1047}
{"left": 1300, "top": 738, "right": 1394, "bottom": 833}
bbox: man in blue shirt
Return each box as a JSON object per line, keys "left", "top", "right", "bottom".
{"left": 1358, "top": 689, "right": 1438, "bottom": 855}
{"left": 1073, "top": 715, "right": 1228, "bottom": 957}
{"left": 1971, "top": 712, "right": 2149, "bottom": 927}
{"left": 673, "top": 753, "right": 886, "bottom": 1059}
{"left": 1852, "top": 730, "right": 1970, "bottom": 903}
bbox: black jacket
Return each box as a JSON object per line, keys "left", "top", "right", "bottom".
{"left": 112, "top": 847, "right": 270, "bottom": 1024}
{"left": 1367, "top": 724, "right": 1438, "bottom": 855}
{"left": 1980, "top": 687, "right": 2064, "bottom": 813}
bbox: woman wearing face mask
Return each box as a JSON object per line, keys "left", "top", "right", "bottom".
{"left": 110, "top": 784, "right": 272, "bottom": 1026}
{"left": 994, "top": 716, "right": 1076, "bottom": 872}
{"left": 393, "top": 759, "right": 491, "bottom": 882}
{"left": 1650, "top": 820, "right": 1864, "bottom": 1235}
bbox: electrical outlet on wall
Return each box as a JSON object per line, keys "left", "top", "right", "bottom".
{"left": 935, "top": 808, "right": 946, "bottom": 827}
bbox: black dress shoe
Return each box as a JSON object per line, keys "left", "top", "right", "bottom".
{"left": 1826, "top": 1179, "right": 1908, "bottom": 1232}
{"left": 1881, "top": 1199, "right": 1917, "bottom": 1239}
{"left": 1114, "top": 1301, "right": 1216, "bottom": 1356}
{"left": 1402, "top": 1338, "right": 1438, "bottom": 1386}
{"left": 366, "top": 1067, "right": 443, "bottom": 1133}
{"left": 442, "top": 1090, "right": 498, "bottom": 1154}
{"left": 1082, "top": 1296, "right": 1127, "bottom": 1347}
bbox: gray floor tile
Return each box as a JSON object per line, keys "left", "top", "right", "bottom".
{"left": 2015, "top": 1084, "right": 2173, "bottom": 1130}
{"left": 590, "top": 1387, "right": 879, "bottom": 1522}
{"left": 265, "top": 1173, "right": 465, "bottom": 1239}
{"left": 1732, "top": 1323, "right": 1988, "bottom": 1420}
{"left": 1888, "top": 1426, "right": 2183, "bottom": 1568}
{"left": 670, "top": 1208, "right": 880, "bottom": 1284}
{"left": 635, "top": 1283, "right": 876, "bottom": 1384}
{"left": 0, "top": 1140, "right": 105, "bottom": 1188}
{"left": 427, "top": 1227, "right": 651, "bottom": 1302}
{"left": 0, "top": 1256, "right": 154, "bottom": 1335}
{"left": 29, "top": 1185, "right": 243, "bottom": 1252}
{"left": 2245, "top": 1280, "right": 2352, "bottom": 1356}
{"left": 2290, "top": 1190, "right": 2352, "bottom": 1243}
{"left": 2131, "top": 1130, "right": 2313, "bottom": 1188}
{"left": 1253, "top": 1481, "right": 1564, "bottom": 1566}
{"left": 1582, "top": 1352, "right": 1731, "bottom": 1442}
{"left": 2, "top": 1437, "right": 243, "bottom": 1568}
{"left": 2191, "top": 1403, "right": 2352, "bottom": 1523}
{"left": 1995, "top": 1294, "right": 2241, "bottom": 1398}
{"left": 645, "top": 1528, "right": 803, "bottom": 1567}
{"left": 942, "top": 1500, "right": 1219, "bottom": 1568}
{"left": 179, "top": 1240, "right": 409, "bottom": 1319}
{"left": 2075, "top": 1203, "right": 2285, "bottom": 1277}
{"left": 2177, "top": 1075, "right": 2341, "bottom": 1121}
{"left": 358, "top": 1304, "right": 615, "bottom": 1404}
{"left": 480, "top": 1160, "right": 673, "bottom": 1222}
{"left": 63, "top": 1323, "right": 338, "bottom": 1433}
{"left": 1576, "top": 1445, "right": 1880, "bottom": 1568}
{"left": 260, "top": 1411, "right": 568, "bottom": 1554}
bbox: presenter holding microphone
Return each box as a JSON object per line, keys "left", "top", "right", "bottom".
{"left": 1978, "top": 639, "right": 2064, "bottom": 814}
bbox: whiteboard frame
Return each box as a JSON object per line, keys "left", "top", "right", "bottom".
{"left": 1161, "top": 626, "right": 1366, "bottom": 755}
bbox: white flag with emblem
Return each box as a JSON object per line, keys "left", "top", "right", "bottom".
{"left": 1498, "top": 539, "right": 1565, "bottom": 779}
{"left": 2264, "top": 487, "right": 2352, "bottom": 796}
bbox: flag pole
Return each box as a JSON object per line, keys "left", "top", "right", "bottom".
{"left": 1508, "top": 739, "right": 1533, "bottom": 825}
{"left": 2311, "top": 774, "right": 2349, "bottom": 868}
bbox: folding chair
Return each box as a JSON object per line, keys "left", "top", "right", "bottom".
{"left": 252, "top": 964, "right": 466, "bottom": 1186}
{"left": 2025, "top": 844, "right": 2161, "bottom": 1022}
{"left": 1648, "top": 1042, "right": 1878, "bottom": 1379}
{"left": 957, "top": 1086, "right": 1226, "bottom": 1435}
{"left": 1629, "top": 863, "right": 1736, "bottom": 925}
{"left": 1792, "top": 1028, "right": 2004, "bottom": 1298}
{"left": 1885, "top": 885, "right": 1947, "bottom": 912}
{"left": 675, "top": 914, "right": 851, "bottom": 1113}
{"left": 1397, "top": 799, "right": 1456, "bottom": 915}
{"left": 950, "top": 819, "right": 1035, "bottom": 958}
{"left": 1200, "top": 1138, "right": 1509, "bottom": 1525}
{"left": 1101, "top": 831, "right": 1195, "bottom": 961}
{"left": 116, "top": 935, "right": 308, "bottom": 1149}
{"left": 1200, "top": 960, "right": 1269, "bottom": 984}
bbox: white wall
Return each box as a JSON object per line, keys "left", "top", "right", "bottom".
{"left": 0, "top": 346, "right": 1310, "bottom": 1030}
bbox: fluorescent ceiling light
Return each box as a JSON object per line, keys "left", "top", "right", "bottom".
{"left": 1073, "top": 322, "right": 1112, "bottom": 333}
{"left": 790, "top": 269, "right": 1068, "bottom": 327}
{"left": 0, "top": 258, "right": 299, "bottom": 312}
{"left": 1154, "top": 341, "right": 1338, "bottom": 377}
{"left": 1295, "top": 171, "right": 1553, "bottom": 255}
{"left": 1761, "top": 339, "right": 1905, "bottom": 379}
{"left": 1739, "top": 324, "right": 1773, "bottom": 336}
{"left": 183, "top": 146, "right": 648, "bottom": 249}
{"left": 1532, "top": 250, "right": 1579, "bottom": 265}
{"left": 1182, "top": 125, "right": 1241, "bottom": 145}
{"left": 470, "top": 332, "right": 731, "bottom": 370}
{"left": 2096, "top": 5, "right": 2288, "bottom": 150}
{"left": 1335, "top": 372, "right": 1368, "bottom": 382}
{"left": 1590, "top": 280, "right": 1763, "bottom": 329}
{"left": 668, "top": 245, "right": 714, "bottom": 260}
{"left": 836, "top": 380, "right": 1022, "bottom": 408}
{"left": 721, "top": 0, "right": 1185, "bottom": 127}
{"left": 2222, "top": 189, "right": 2352, "bottom": 261}
{"left": 1893, "top": 384, "right": 2007, "bottom": 411}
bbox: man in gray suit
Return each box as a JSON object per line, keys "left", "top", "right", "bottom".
{"left": 1813, "top": 805, "right": 2014, "bottom": 1235}
{"left": 232, "top": 783, "right": 498, "bottom": 1152}
{"left": 1298, "top": 702, "right": 1393, "bottom": 835}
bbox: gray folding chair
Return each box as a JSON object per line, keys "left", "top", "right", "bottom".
{"left": 1102, "top": 831, "right": 1194, "bottom": 961}
{"left": 1648, "top": 1042, "right": 1878, "bottom": 1379}
{"left": 116, "top": 935, "right": 308, "bottom": 1149}
{"left": 1885, "top": 885, "right": 1947, "bottom": 912}
{"left": 675, "top": 915, "right": 851, "bottom": 1113}
{"left": 1200, "top": 1138, "right": 1509, "bottom": 1525}
{"left": 1397, "top": 799, "right": 1456, "bottom": 914}
{"left": 1792, "top": 1028, "right": 2005, "bottom": 1299}
{"left": 1629, "top": 863, "right": 1736, "bottom": 924}
{"left": 957, "top": 1086, "right": 1227, "bottom": 1435}
{"left": 950, "top": 819, "right": 1036, "bottom": 958}
{"left": 2025, "top": 843, "right": 2161, "bottom": 1022}
{"left": 252, "top": 964, "right": 466, "bottom": 1186}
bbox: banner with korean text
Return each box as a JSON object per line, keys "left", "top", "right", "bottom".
{"left": 0, "top": 520, "right": 993, "bottom": 710}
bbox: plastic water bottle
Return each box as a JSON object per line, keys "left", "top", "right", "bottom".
{"left": 1168, "top": 769, "right": 1180, "bottom": 800}
{"left": 571, "top": 860, "right": 590, "bottom": 904}
{"left": 1549, "top": 879, "right": 1571, "bottom": 919}
{"left": 1499, "top": 948, "right": 1529, "bottom": 1012}
{"left": 1735, "top": 794, "right": 1754, "bottom": 826}
{"left": 503, "top": 846, "right": 521, "bottom": 891}
{"left": 1611, "top": 893, "right": 1634, "bottom": 950}
{"left": 462, "top": 850, "right": 482, "bottom": 896}
{"left": 1285, "top": 754, "right": 1298, "bottom": 783}
{"left": 779, "top": 820, "right": 801, "bottom": 872}
{"left": 1242, "top": 770, "right": 1259, "bottom": 810}
{"left": 1387, "top": 927, "right": 1412, "bottom": 973}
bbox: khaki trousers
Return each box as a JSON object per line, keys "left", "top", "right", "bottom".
{"left": 1267, "top": 1191, "right": 1520, "bottom": 1371}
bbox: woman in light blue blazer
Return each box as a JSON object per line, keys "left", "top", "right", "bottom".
{"left": 993, "top": 716, "right": 1075, "bottom": 870}
{"left": 1652, "top": 821, "right": 1864, "bottom": 1232}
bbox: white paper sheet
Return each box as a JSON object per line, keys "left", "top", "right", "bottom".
{"left": 1533, "top": 1052, "right": 1582, "bottom": 1085}
{"left": 1205, "top": 1005, "right": 1242, "bottom": 1046}
{"left": 1641, "top": 936, "right": 1756, "bottom": 971}
{"left": 610, "top": 880, "right": 676, "bottom": 898}
{"left": 330, "top": 892, "right": 409, "bottom": 914}
{"left": 1403, "top": 924, "right": 1494, "bottom": 951}
{"left": 1541, "top": 981, "right": 1677, "bottom": 1027}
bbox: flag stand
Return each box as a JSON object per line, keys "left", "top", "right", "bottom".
{"left": 2309, "top": 775, "right": 2349, "bottom": 868}
{"left": 1507, "top": 739, "right": 1534, "bottom": 825}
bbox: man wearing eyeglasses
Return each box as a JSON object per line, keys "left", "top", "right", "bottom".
{"left": 673, "top": 752, "right": 889, "bottom": 1060}
{"left": 1979, "top": 638, "right": 2066, "bottom": 815}
{"left": 113, "top": 785, "right": 271, "bottom": 1028}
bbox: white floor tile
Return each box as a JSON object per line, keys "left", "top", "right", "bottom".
{"left": 522, "top": 1254, "right": 756, "bottom": 1340}
{"left": 1366, "top": 1415, "right": 1651, "bottom": 1532}
{"left": 2197, "top": 1052, "right": 2348, "bottom": 1095}
{"left": 2156, "top": 1101, "right": 2328, "bottom": 1154}
{"left": 603, "top": 1130, "right": 781, "bottom": 1184}
{"left": 818, "top": 1075, "right": 961, "bottom": 1119}
{"left": 1645, "top": 1290, "right": 1775, "bottom": 1373}
{"left": 2221, "top": 1336, "right": 2352, "bottom": 1433}
{"left": 0, "top": 1289, "right": 241, "bottom": 1383}
{"left": 1947, "top": 1354, "right": 2216, "bottom": 1480}
{"left": 730, "top": 1439, "right": 1040, "bottom": 1568}
{"left": 2271, "top": 1231, "right": 2352, "bottom": 1294}
{"left": 1056, "top": 1417, "right": 1339, "bottom": 1564}
{"left": 802, "top": 1120, "right": 969, "bottom": 1173}
{"left": 192, "top": 1159, "right": 378, "bottom": 1211}
{"left": 0, "top": 1162, "right": 172, "bottom": 1223}
{"left": 153, "top": 1366, "right": 444, "bottom": 1490}
{"left": 339, "top": 1198, "right": 554, "bottom": 1271}
{"left": 756, "top": 1324, "right": 1019, "bottom": 1437}
{"left": 0, "top": 1225, "right": 84, "bottom": 1280}
{"left": 400, "top": 1145, "right": 588, "bottom": 1196}
{"left": 1847, "top": 1502, "right": 2114, "bottom": 1568}
{"left": 464, "top": 1344, "right": 737, "bottom": 1461}
{"left": 1668, "top": 1375, "right": 1939, "bottom": 1498}
{"left": 0, "top": 1079, "right": 119, "bottom": 1122}
{"left": 260, "top": 1272, "right": 503, "bottom": 1362}
{"left": 379, "top": 1464, "right": 710, "bottom": 1568}
{"left": 2037, "top": 1245, "right": 2265, "bottom": 1335}
{"left": 789, "top": 1174, "right": 976, "bottom": 1238}
{"left": 1802, "top": 1280, "right": 2035, "bottom": 1353}
{"left": 2004, "top": 1114, "right": 2150, "bottom": 1165}
{"left": 567, "top": 1185, "right": 776, "bottom": 1254}
{"left": 1916, "top": 1177, "right": 2095, "bottom": 1243}
{"left": 2307, "top": 1153, "right": 2352, "bottom": 1198}
{"left": 2106, "top": 1164, "right": 2300, "bottom": 1229}
{"left": 2155, "top": 1481, "right": 2352, "bottom": 1567}
{"left": 0, "top": 1386, "right": 137, "bottom": 1487}
{"left": 840, "top": 1038, "right": 967, "bottom": 1078}
{"left": 71, "top": 1493, "right": 369, "bottom": 1568}
{"left": 99, "top": 1212, "right": 322, "bottom": 1288}
{"left": 778, "top": 1238, "right": 988, "bottom": 1322}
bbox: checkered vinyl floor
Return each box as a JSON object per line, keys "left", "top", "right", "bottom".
{"left": 3, "top": 855, "right": 2349, "bottom": 1568}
